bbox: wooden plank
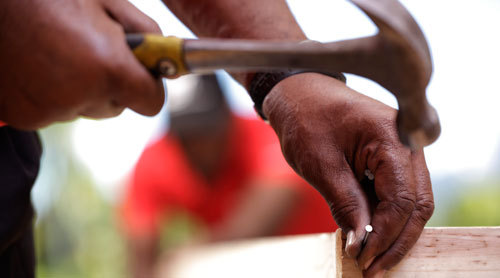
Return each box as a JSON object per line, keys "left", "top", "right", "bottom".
{"left": 338, "top": 227, "right": 500, "bottom": 278}
{"left": 157, "top": 227, "right": 500, "bottom": 278}
{"left": 157, "top": 233, "right": 337, "bottom": 277}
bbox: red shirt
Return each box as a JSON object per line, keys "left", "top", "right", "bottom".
{"left": 121, "top": 116, "right": 337, "bottom": 237}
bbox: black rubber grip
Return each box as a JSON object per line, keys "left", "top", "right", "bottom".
{"left": 126, "top": 34, "right": 144, "bottom": 50}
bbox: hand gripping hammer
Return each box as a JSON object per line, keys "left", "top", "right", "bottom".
{"left": 127, "top": 0, "right": 440, "bottom": 149}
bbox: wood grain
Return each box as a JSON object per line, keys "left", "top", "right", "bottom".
{"left": 338, "top": 227, "right": 500, "bottom": 278}
{"left": 157, "top": 227, "right": 500, "bottom": 278}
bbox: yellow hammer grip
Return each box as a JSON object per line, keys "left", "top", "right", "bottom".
{"left": 126, "top": 34, "right": 189, "bottom": 78}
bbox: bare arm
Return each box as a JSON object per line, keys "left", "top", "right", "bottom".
{"left": 162, "top": 0, "right": 305, "bottom": 40}
{"left": 126, "top": 235, "right": 159, "bottom": 278}
{"left": 210, "top": 181, "right": 300, "bottom": 241}
{"left": 162, "top": 0, "right": 306, "bottom": 86}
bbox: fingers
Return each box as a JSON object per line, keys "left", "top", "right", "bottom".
{"left": 363, "top": 150, "right": 434, "bottom": 278}
{"left": 322, "top": 162, "right": 371, "bottom": 259}
{"left": 79, "top": 100, "right": 126, "bottom": 119}
{"left": 112, "top": 58, "right": 165, "bottom": 117}
{"left": 103, "top": 0, "right": 162, "bottom": 34}
{"left": 357, "top": 144, "right": 417, "bottom": 272}
{"left": 100, "top": 0, "right": 165, "bottom": 116}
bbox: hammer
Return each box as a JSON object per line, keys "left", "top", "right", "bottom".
{"left": 127, "top": 0, "right": 440, "bottom": 149}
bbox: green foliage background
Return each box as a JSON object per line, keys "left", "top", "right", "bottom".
{"left": 34, "top": 124, "right": 127, "bottom": 278}
{"left": 445, "top": 182, "right": 500, "bottom": 226}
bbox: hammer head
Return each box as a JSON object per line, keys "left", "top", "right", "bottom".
{"left": 350, "top": 0, "right": 440, "bottom": 148}
{"left": 126, "top": 0, "right": 440, "bottom": 149}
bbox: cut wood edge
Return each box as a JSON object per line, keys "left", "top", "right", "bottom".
{"left": 335, "top": 229, "right": 343, "bottom": 278}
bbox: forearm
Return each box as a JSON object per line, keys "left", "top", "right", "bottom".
{"left": 211, "top": 182, "right": 299, "bottom": 241}
{"left": 127, "top": 236, "right": 159, "bottom": 278}
{"left": 161, "top": 0, "right": 307, "bottom": 86}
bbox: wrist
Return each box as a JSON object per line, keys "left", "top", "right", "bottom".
{"left": 262, "top": 73, "right": 349, "bottom": 125}
{"left": 253, "top": 71, "right": 345, "bottom": 120}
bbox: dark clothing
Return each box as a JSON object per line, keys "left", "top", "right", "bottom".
{"left": 0, "top": 126, "right": 41, "bottom": 278}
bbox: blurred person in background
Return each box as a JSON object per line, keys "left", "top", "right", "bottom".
{"left": 1, "top": 0, "right": 434, "bottom": 277}
{"left": 120, "top": 74, "right": 337, "bottom": 278}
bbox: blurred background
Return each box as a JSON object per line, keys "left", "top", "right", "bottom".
{"left": 32, "top": 0, "right": 500, "bottom": 277}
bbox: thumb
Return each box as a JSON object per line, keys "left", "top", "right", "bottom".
{"left": 100, "top": 0, "right": 165, "bottom": 117}
{"left": 321, "top": 165, "right": 371, "bottom": 258}
{"left": 103, "top": 0, "right": 162, "bottom": 34}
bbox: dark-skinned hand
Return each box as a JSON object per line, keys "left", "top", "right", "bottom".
{"left": 263, "top": 73, "right": 434, "bottom": 278}
{"left": 0, "top": 0, "right": 164, "bottom": 129}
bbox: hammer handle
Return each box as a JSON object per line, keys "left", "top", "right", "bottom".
{"left": 126, "top": 34, "right": 189, "bottom": 78}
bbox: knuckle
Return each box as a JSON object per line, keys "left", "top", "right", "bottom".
{"left": 91, "top": 47, "right": 126, "bottom": 94}
{"left": 86, "top": 44, "right": 116, "bottom": 80}
{"left": 330, "top": 198, "right": 359, "bottom": 226}
{"left": 79, "top": 46, "right": 126, "bottom": 109}
{"left": 381, "top": 145, "right": 412, "bottom": 164}
{"left": 396, "top": 189, "right": 416, "bottom": 204}
{"left": 415, "top": 194, "right": 435, "bottom": 224}
{"left": 376, "top": 148, "right": 412, "bottom": 179}
{"left": 386, "top": 191, "right": 416, "bottom": 218}
{"left": 145, "top": 19, "right": 161, "bottom": 33}
{"left": 390, "top": 244, "right": 410, "bottom": 262}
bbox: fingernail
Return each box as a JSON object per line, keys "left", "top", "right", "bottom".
{"left": 346, "top": 230, "right": 355, "bottom": 248}
{"left": 374, "top": 270, "right": 386, "bottom": 278}
{"left": 364, "top": 256, "right": 375, "bottom": 270}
